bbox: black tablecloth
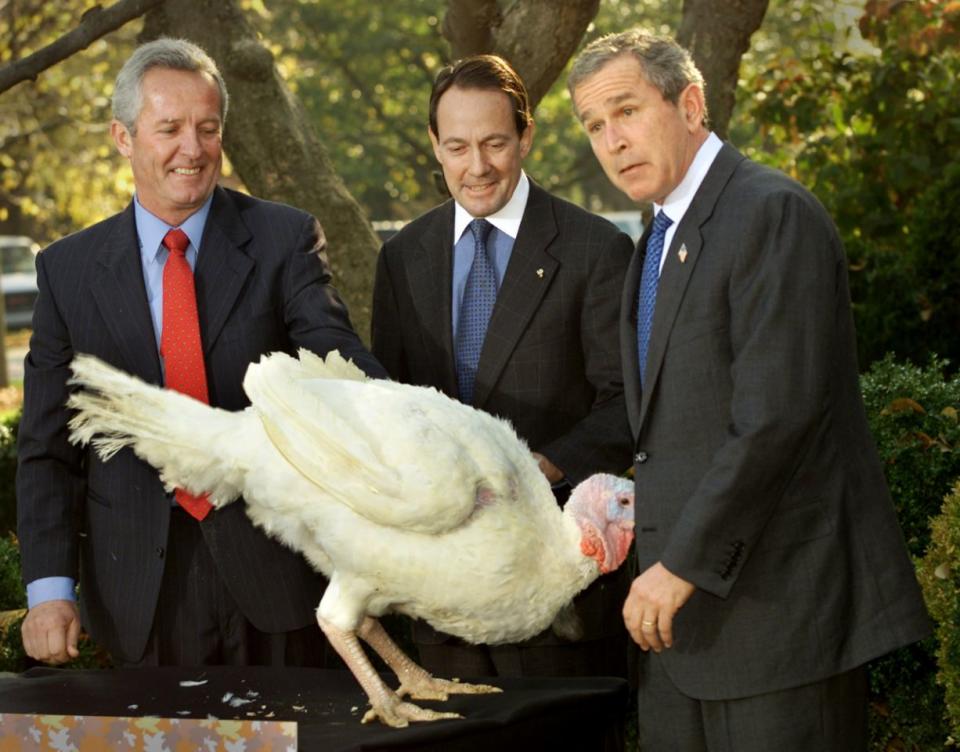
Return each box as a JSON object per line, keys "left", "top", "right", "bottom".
{"left": 0, "top": 666, "right": 628, "bottom": 751}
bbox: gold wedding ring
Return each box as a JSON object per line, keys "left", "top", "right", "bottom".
{"left": 641, "top": 620, "right": 656, "bottom": 630}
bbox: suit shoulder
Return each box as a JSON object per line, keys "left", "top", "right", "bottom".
{"left": 380, "top": 202, "right": 450, "bottom": 256}
{"left": 222, "top": 186, "right": 313, "bottom": 226}
{"left": 40, "top": 211, "right": 129, "bottom": 264}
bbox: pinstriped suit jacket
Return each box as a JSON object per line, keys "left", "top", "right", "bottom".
{"left": 622, "top": 143, "right": 930, "bottom": 699}
{"left": 16, "top": 186, "right": 385, "bottom": 663}
{"left": 371, "top": 182, "right": 635, "bottom": 643}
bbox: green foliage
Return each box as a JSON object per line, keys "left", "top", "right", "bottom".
{"left": 860, "top": 355, "right": 960, "bottom": 750}
{"left": 735, "top": 1, "right": 960, "bottom": 370}
{"left": 919, "top": 482, "right": 960, "bottom": 743}
{"left": 0, "top": 410, "right": 19, "bottom": 538}
{"left": 860, "top": 355, "right": 960, "bottom": 558}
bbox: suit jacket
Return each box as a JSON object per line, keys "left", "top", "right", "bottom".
{"left": 622, "top": 143, "right": 931, "bottom": 699}
{"left": 17, "top": 186, "right": 385, "bottom": 663}
{"left": 372, "top": 181, "right": 635, "bottom": 643}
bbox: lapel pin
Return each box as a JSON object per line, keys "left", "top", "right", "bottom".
{"left": 678, "top": 244, "right": 688, "bottom": 264}
{"left": 536, "top": 268, "right": 544, "bottom": 278}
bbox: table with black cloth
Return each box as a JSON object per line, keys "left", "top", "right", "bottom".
{"left": 0, "top": 666, "right": 627, "bottom": 751}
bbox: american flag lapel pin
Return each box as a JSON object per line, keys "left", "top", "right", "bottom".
{"left": 678, "top": 243, "right": 688, "bottom": 264}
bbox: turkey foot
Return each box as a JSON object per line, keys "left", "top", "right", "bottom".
{"left": 356, "top": 616, "right": 502, "bottom": 701}
{"left": 319, "top": 615, "right": 461, "bottom": 728}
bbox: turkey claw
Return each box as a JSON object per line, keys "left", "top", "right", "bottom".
{"left": 361, "top": 700, "right": 461, "bottom": 727}
{"left": 399, "top": 676, "right": 502, "bottom": 701}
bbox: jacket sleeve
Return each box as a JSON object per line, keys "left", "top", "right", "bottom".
{"left": 16, "top": 248, "right": 85, "bottom": 586}
{"left": 370, "top": 243, "right": 409, "bottom": 383}
{"left": 283, "top": 213, "right": 387, "bottom": 379}
{"left": 538, "top": 230, "right": 636, "bottom": 484}
{"left": 660, "top": 187, "right": 847, "bottom": 598}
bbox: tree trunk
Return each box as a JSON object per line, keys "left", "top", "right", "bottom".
{"left": 443, "top": 0, "right": 601, "bottom": 110}
{"left": 678, "top": 0, "right": 769, "bottom": 139}
{"left": 143, "top": 0, "right": 380, "bottom": 341}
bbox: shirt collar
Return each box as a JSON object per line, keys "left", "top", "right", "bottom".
{"left": 134, "top": 193, "right": 214, "bottom": 261}
{"left": 453, "top": 171, "right": 530, "bottom": 243}
{"left": 654, "top": 132, "right": 723, "bottom": 224}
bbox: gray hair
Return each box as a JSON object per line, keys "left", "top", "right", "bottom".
{"left": 568, "top": 29, "right": 708, "bottom": 126}
{"left": 112, "top": 38, "right": 229, "bottom": 133}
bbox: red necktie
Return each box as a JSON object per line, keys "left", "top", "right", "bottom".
{"left": 160, "top": 228, "right": 213, "bottom": 521}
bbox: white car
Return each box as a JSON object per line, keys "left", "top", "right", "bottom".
{"left": 0, "top": 235, "right": 40, "bottom": 330}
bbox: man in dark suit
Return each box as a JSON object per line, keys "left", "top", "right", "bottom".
{"left": 17, "top": 38, "right": 385, "bottom": 668}
{"left": 569, "top": 29, "right": 931, "bottom": 751}
{"left": 372, "top": 55, "right": 635, "bottom": 678}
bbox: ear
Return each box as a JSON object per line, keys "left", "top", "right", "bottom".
{"left": 678, "top": 83, "right": 706, "bottom": 133}
{"left": 427, "top": 126, "right": 442, "bottom": 163}
{"left": 111, "top": 120, "right": 133, "bottom": 158}
{"left": 518, "top": 119, "right": 535, "bottom": 159}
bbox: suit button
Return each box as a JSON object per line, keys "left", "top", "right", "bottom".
{"left": 156, "top": 547, "right": 165, "bottom": 558}
{"left": 635, "top": 451, "right": 648, "bottom": 464}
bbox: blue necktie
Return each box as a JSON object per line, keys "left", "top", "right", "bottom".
{"left": 637, "top": 210, "right": 673, "bottom": 386}
{"left": 456, "top": 218, "right": 497, "bottom": 403}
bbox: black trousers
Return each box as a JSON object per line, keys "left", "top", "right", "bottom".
{"left": 123, "top": 507, "right": 333, "bottom": 668}
{"left": 637, "top": 651, "right": 868, "bottom": 752}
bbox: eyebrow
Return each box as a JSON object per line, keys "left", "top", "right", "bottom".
{"left": 578, "top": 92, "right": 635, "bottom": 124}
{"left": 441, "top": 132, "right": 512, "bottom": 146}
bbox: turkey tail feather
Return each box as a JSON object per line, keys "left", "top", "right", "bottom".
{"left": 67, "top": 354, "right": 247, "bottom": 506}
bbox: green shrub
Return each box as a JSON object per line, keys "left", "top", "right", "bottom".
{"left": 861, "top": 355, "right": 960, "bottom": 750}
{"left": 919, "top": 482, "right": 960, "bottom": 742}
{"left": 860, "top": 355, "right": 960, "bottom": 558}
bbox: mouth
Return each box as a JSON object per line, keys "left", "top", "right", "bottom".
{"left": 618, "top": 162, "right": 646, "bottom": 176}
{"left": 172, "top": 167, "right": 202, "bottom": 176}
{"left": 464, "top": 181, "right": 496, "bottom": 194}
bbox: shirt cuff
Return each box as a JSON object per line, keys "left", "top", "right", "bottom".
{"left": 27, "top": 577, "right": 76, "bottom": 608}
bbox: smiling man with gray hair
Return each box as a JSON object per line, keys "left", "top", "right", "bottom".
{"left": 17, "top": 37, "right": 384, "bottom": 668}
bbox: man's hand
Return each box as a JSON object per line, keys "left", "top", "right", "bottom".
{"left": 21, "top": 599, "right": 81, "bottom": 664}
{"left": 623, "top": 561, "right": 696, "bottom": 652}
{"left": 531, "top": 452, "right": 564, "bottom": 484}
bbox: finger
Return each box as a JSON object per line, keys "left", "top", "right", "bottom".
{"left": 659, "top": 610, "right": 675, "bottom": 649}
{"left": 45, "top": 623, "right": 69, "bottom": 664}
{"left": 640, "top": 615, "right": 660, "bottom": 653}
{"left": 21, "top": 620, "right": 39, "bottom": 660}
{"left": 67, "top": 617, "right": 82, "bottom": 659}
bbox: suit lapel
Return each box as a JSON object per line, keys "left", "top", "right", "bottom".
{"left": 194, "top": 187, "right": 254, "bottom": 355}
{"left": 409, "top": 202, "right": 458, "bottom": 395}
{"left": 638, "top": 143, "right": 744, "bottom": 427}
{"left": 90, "top": 203, "right": 163, "bottom": 383}
{"left": 473, "top": 183, "right": 559, "bottom": 408}
{"left": 620, "top": 231, "right": 645, "bottom": 440}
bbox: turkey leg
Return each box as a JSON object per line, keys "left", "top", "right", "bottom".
{"left": 356, "top": 616, "right": 501, "bottom": 701}
{"left": 317, "top": 615, "right": 460, "bottom": 727}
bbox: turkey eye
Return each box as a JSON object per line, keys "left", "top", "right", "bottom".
{"left": 618, "top": 496, "right": 629, "bottom": 506}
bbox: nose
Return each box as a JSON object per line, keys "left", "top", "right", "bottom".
{"left": 467, "top": 146, "right": 490, "bottom": 176}
{"left": 179, "top": 128, "right": 203, "bottom": 159}
{"left": 603, "top": 122, "right": 627, "bottom": 154}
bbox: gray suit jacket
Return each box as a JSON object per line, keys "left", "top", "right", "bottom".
{"left": 372, "top": 182, "right": 635, "bottom": 642}
{"left": 622, "top": 143, "right": 930, "bottom": 699}
{"left": 17, "top": 186, "right": 385, "bottom": 663}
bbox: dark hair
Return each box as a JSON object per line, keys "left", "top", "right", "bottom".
{"left": 428, "top": 54, "right": 533, "bottom": 137}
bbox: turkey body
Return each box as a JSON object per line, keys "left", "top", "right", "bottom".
{"left": 67, "top": 350, "right": 634, "bottom": 726}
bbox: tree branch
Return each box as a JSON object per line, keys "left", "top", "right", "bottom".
{"left": 0, "top": 0, "right": 164, "bottom": 95}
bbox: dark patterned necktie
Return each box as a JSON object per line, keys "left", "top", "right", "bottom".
{"left": 455, "top": 218, "right": 496, "bottom": 404}
{"left": 161, "top": 228, "right": 212, "bottom": 521}
{"left": 636, "top": 210, "right": 673, "bottom": 386}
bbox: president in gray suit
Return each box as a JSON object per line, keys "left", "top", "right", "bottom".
{"left": 372, "top": 55, "right": 635, "bottom": 679}
{"left": 569, "top": 29, "right": 931, "bottom": 751}
{"left": 17, "top": 38, "right": 384, "bottom": 668}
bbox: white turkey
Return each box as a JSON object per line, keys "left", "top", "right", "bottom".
{"left": 66, "top": 349, "right": 635, "bottom": 727}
